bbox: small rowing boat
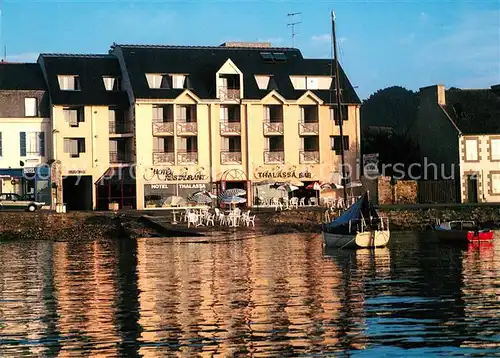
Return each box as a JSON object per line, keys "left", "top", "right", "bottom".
{"left": 434, "top": 220, "right": 493, "bottom": 243}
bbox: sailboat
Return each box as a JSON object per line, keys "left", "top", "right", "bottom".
{"left": 322, "top": 11, "right": 390, "bottom": 249}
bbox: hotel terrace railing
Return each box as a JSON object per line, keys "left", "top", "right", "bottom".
{"left": 264, "top": 150, "right": 285, "bottom": 164}
{"left": 177, "top": 151, "right": 198, "bottom": 164}
{"left": 220, "top": 121, "right": 241, "bottom": 135}
{"left": 152, "top": 121, "right": 174, "bottom": 135}
{"left": 176, "top": 122, "right": 198, "bottom": 135}
{"left": 218, "top": 87, "right": 241, "bottom": 101}
{"left": 109, "top": 121, "right": 133, "bottom": 134}
{"left": 299, "top": 150, "right": 320, "bottom": 164}
{"left": 263, "top": 121, "right": 284, "bottom": 135}
{"left": 110, "top": 151, "right": 133, "bottom": 164}
{"left": 220, "top": 150, "right": 242, "bottom": 164}
{"left": 298, "top": 122, "right": 319, "bottom": 135}
{"left": 153, "top": 151, "right": 175, "bottom": 165}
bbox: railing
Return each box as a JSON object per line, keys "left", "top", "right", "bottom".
{"left": 298, "top": 122, "right": 319, "bottom": 135}
{"left": 221, "top": 151, "right": 242, "bottom": 164}
{"left": 110, "top": 151, "right": 133, "bottom": 164}
{"left": 218, "top": 87, "right": 241, "bottom": 101}
{"left": 152, "top": 121, "right": 174, "bottom": 135}
{"left": 109, "top": 121, "right": 133, "bottom": 134}
{"left": 220, "top": 122, "right": 241, "bottom": 135}
{"left": 153, "top": 151, "right": 175, "bottom": 165}
{"left": 299, "top": 150, "right": 320, "bottom": 164}
{"left": 263, "top": 121, "right": 284, "bottom": 135}
{"left": 264, "top": 150, "right": 285, "bottom": 164}
{"left": 177, "top": 151, "right": 198, "bottom": 164}
{"left": 176, "top": 122, "right": 198, "bottom": 135}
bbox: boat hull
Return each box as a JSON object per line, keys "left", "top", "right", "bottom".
{"left": 435, "top": 228, "right": 493, "bottom": 243}
{"left": 322, "top": 230, "right": 390, "bottom": 249}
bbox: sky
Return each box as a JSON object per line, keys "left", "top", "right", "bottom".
{"left": 1, "top": 0, "right": 499, "bottom": 99}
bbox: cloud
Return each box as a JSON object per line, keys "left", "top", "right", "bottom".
{"left": 5, "top": 52, "right": 39, "bottom": 63}
{"left": 311, "top": 34, "right": 330, "bottom": 43}
{"left": 419, "top": 12, "right": 429, "bottom": 22}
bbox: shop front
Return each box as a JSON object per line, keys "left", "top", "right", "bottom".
{"left": 141, "top": 166, "right": 210, "bottom": 209}
{"left": 0, "top": 166, "right": 51, "bottom": 205}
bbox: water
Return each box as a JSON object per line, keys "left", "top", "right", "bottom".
{"left": 0, "top": 232, "right": 499, "bottom": 357}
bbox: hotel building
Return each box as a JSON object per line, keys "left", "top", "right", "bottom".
{"left": 1, "top": 42, "right": 361, "bottom": 210}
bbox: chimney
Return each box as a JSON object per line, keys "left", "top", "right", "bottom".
{"left": 219, "top": 41, "right": 271, "bottom": 48}
{"left": 419, "top": 84, "right": 446, "bottom": 106}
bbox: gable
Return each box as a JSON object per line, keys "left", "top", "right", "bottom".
{"left": 174, "top": 89, "right": 200, "bottom": 104}
{"left": 217, "top": 59, "right": 242, "bottom": 75}
{"left": 261, "top": 90, "right": 286, "bottom": 105}
{"left": 296, "top": 91, "right": 323, "bottom": 105}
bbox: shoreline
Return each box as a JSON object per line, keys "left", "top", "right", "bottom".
{"left": 1, "top": 205, "right": 500, "bottom": 241}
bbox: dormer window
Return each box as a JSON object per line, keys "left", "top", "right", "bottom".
{"left": 289, "top": 75, "right": 332, "bottom": 90}
{"left": 103, "top": 76, "right": 119, "bottom": 91}
{"left": 255, "top": 75, "right": 271, "bottom": 90}
{"left": 171, "top": 74, "right": 186, "bottom": 89}
{"left": 146, "top": 74, "right": 169, "bottom": 89}
{"left": 58, "top": 75, "right": 80, "bottom": 91}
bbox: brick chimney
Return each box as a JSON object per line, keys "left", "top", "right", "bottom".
{"left": 419, "top": 84, "right": 446, "bottom": 105}
{"left": 219, "top": 42, "right": 271, "bottom": 48}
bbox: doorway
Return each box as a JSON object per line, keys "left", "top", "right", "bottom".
{"left": 63, "top": 175, "right": 93, "bottom": 210}
{"left": 467, "top": 175, "right": 478, "bottom": 203}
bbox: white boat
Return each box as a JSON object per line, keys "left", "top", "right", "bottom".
{"left": 322, "top": 192, "right": 390, "bottom": 249}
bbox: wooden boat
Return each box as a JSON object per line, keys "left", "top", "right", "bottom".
{"left": 322, "top": 192, "right": 390, "bottom": 249}
{"left": 434, "top": 221, "right": 493, "bottom": 243}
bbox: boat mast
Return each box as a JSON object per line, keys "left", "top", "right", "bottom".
{"left": 331, "top": 10, "right": 348, "bottom": 202}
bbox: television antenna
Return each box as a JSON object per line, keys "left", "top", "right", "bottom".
{"left": 287, "top": 12, "right": 302, "bottom": 48}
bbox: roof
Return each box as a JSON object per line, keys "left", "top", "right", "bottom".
{"left": 0, "top": 62, "right": 47, "bottom": 90}
{"left": 38, "top": 54, "right": 128, "bottom": 106}
{"left": 443, "top": 88, "right": 500, "bottom": 135}
{"left": 111, "top": 44, "right": 360, "bottom": 104}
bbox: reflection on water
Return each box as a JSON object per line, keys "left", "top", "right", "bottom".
{"left": 0, "top": 232, "right": 499, "bottom": 356}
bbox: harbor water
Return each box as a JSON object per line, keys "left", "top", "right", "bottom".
{"left": 0, "top": 232, "right": 499, "bottom": 356}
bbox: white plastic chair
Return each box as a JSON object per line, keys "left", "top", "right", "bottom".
{"left": 187, "top": 213, "right": 199, "bottom": 228}
{"left": 299, "top": 197, "right": 306, "bottom": 207}
{"left": 289, "top": 197, "right": 299, "bottom": 209}
{"left": 246, "top": 215, "right": 256, "bottom": 227}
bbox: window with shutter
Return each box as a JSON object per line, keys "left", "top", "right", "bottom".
{"left": 39, "top": 132, "right": 45, "bottom": 156}
{"left": 492, "top": 173, "right": 500, "bottom": 194}
{"left": 491, "top": 139, "right": 500, "bottom": 160}
{"left": 20, "top": 132, "right": 26, "bottom": 157}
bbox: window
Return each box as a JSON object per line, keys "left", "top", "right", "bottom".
{"left": 260, "top": 52, "right": 273, "bottom": 61}
{"left": 289, "top": 75, "right": 332, "bottom": 90}
{"left": 64, "top": 138, "right": 86, "bottom": 158}
{"left": 300, "top": 105, "right": 318, "bottom": 123}
{"left": 465, "top": 139, "right": 478, "bottom": 161}
{"left": 171, "top": 74, "right": 186, "bottom": 89}
{"left": 220, "top": 105, "right": 239, "bottom": 122}
{"left": 255, "top": 75, "right": 271, "bottom": 90}
{"left": 63, "top": 107, "right": 84, "bottom": 127}
{"left": 19, "top": 132, "right": 45, "bottom": 157}
{"left": 221, "top": 137, "right": 241, "bottom": 152}
{"left": 331, "top": 135, "right": 349, "bottom": 154}
{"left": 303, "top": 136, "right": 319, "bottom": 151}
{"left": 306, "top": 77, "right": 319, "bottom": 90}
{"left": 272, "top": 52, "right": 287, "bottom": 61}
{"left": 153, "top": 104, "right": 173, "bottom": 122}
{"left": 24, "top": 98, "right": 37, "bottom": 117}
{"left": 178, "top": 105, "right": 196, "bottom": 122}
{"left": 153, "top": 137, "right": 174, "bottom": 152}
{"left": 58, "top": 75, "right": 80, "bottom": 91}
{"left": 267, "top": 136, "right": 284, "bottom": 151}
{"left": 103, "top": 76, "right": 119, "bottom": 91}
{"left": 330, "top": 105, "right": 348, "bottom": 124}
{"left": 491, "top": 173, "right": 500, "bottom": 194}
{"left": 264, "top": 105, "right": 283, "bottom": 122}
{"left": 146, "top": 74, "right": 170, "bottom": 89}
{"left": 491, "top": 139, "right": 500, "bottom": 161}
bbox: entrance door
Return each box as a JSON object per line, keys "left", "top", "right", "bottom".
{"left": 467, "top": 175, "right": 478, "bottom": 203}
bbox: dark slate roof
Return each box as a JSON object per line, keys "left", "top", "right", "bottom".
{"left": 111, "top": 44, "right": 360, "bottom": 104}
{"left": 38, "top": 54, "right": 128, "bottom": 106}
{"left": 0, "top": 62, "right": 47, "bottom": 90}
{"left": 443, "top": 88, "right": 500, "bottom": 134}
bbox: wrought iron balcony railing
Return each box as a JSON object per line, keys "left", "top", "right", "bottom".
{"left": 220, "top": 150, "right": 242, "bottom": 164}
{"left": 218, "top": 87, "right": 241, "bottom": 101}
{"left": 220, "top": 121, "right": 241, "bottom": 135}
{"left": 299, "top": 150, "right": 320, "bottom": 164}
{"left": 109, "top": 121, "right": 133, "bottom": 134}
{"left": 177, "top": 151, "right": 198, "bottom": 164}
{"left": 153, "top": 151, "right": 175, "bottom": 165}
{"left": 110, "top": 151, "right": 133, "bottom": 164}
{"left": 152, "top": 121, "right": 174, "bottom": 135}
{"left": 263, "top": 121, "right": 284, "bottom": 135}
{"left": 176, "top": 122, "right": 198, "bottom": 135}
{"left": 264, "top": 150, "right": 285, "bottom": 164}
{"left": 298, "top": 122, "right": 319, "bottom": 135}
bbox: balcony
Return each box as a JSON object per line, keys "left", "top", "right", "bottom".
{"left": 299, "top": 122, "right": 319, "bottom": 135}
{"left": 264, "top": 151, "right": 285, "bottom": 164}
{"left": 109, "top": 121, "right": 133, "bottom": 135}
{"left": 299, "top": 151, "right": 320, "bottom": 164}
{"left": 218, "top": 87, "right": 241, "bottom": 101}
{"left": 153, "top": 151, "right": 175, "bottom": 165}
{"left": 220, "top": 122, "right": 241, "bottom": 135}
{"left": 221, "top": 150, "right": 242, "bottom": 164}
{"left": 110, "top": 151, "right": 133, "bottom": 164}
{"left": 263, "top": 121, "right": 284, "bottom": 135}
{"left": 152, "top": 121, "right": 174, "bottom": 135}
{"left": 176, "top": 122, "right": 198, "bottom": 136}
{"left": 177, "top": 151, "right": 198, "bottom": 164}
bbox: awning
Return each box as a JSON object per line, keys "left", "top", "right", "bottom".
{"left": 0, "top": 169, "right": 23, "bottom": 177}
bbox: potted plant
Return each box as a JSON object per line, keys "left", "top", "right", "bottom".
{"left": 109, "top": 201, "right": 119, "bottom": 211}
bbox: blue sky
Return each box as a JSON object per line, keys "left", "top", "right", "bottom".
{"left": 1, "top": 0, "right": 499, "bottom": 99}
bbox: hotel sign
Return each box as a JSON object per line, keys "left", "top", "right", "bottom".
{"left": 144, "top": 167, "right": 207, "bottom": 181}
{"left": 254, "top": 165, "right": 314, "bottom": 180}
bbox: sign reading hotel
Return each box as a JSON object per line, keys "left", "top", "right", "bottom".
{"left": 254, "top": 165, "right": 315, "bottom": 180}
{"left": 144, "top": 167, "right": 207, "bottom": 181}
